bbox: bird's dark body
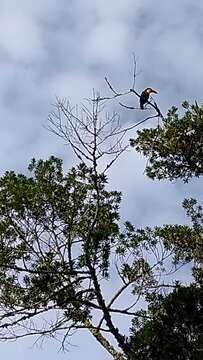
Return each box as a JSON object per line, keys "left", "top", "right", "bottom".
{"left": 140, "top": 91, "right": 149, "bottom": 109}
{"left": 140, "top": 88, "right": 158, "bottom": 109}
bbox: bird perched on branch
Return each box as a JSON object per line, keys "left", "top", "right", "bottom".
{"left": 140, "top": 88, "right": 158, "bottom": 109}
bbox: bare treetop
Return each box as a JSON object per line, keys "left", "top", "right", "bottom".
{"left": 47, "top": 94, "right": 129, "bottom": 174}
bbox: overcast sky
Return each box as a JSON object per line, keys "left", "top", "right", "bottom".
{"left": 0, "top": 1, "right": 202, "bottom": 359}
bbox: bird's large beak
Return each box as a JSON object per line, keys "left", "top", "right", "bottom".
{"left": 151, "top": 89, "right": 158, "bottom": 94}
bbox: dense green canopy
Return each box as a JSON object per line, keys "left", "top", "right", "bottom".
{"left": 0, "top": 100, "right": 202, "bottom": 360}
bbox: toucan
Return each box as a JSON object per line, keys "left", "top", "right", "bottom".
{"left": 140, "top": 88, "right": 158, "bottom": 109}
